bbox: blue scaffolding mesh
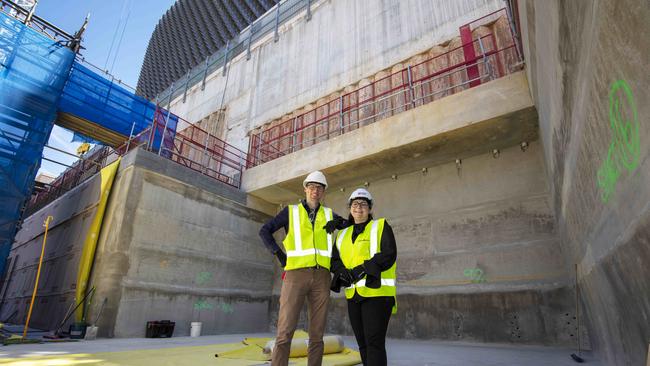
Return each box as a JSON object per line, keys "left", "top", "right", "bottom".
{"left": 58, "top": 61, "right": 158, "bottom": 141}
{"left": 0, "top": 11, "right": 75, "bottom": 275}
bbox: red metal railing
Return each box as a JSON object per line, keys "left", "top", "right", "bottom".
{"left": 26, "top": 108, "right": 248, "bottom": 215}
{"left": 26, "top": 146, "right": 115, "bottom": 215}
{"left": 247, "top": 8, "right": 522, "bottom": 168}
{"left": 152, "top": 110, "right": 249, "bottom": 188}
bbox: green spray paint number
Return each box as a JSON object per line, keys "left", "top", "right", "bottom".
{"left": 463, "top": 268, "right": 486, "bottom": 283}
{"left": 195, "top": 271, "right": 212, "bottom": 285}
{"left": 597, "top": 80, "right": 640, "bottom": 202}
{"left": 219, "top": 303, "right": 234, "bottom": 314}
{"left": 194, "top": 299, "right": 214, "bottom": 310}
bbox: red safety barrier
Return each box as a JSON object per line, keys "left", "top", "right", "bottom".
{"left": 247, "top": 8, "right": 522, "bottom": 168}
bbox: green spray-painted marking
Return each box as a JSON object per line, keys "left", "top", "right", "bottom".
{"left": 195, "top": 271, "right": 212, "bottom": 285}
{"left": 194, "top": 299, "right": 214, "bottom": 310}
{"left": 219, "top": 303, "right": 234, "bottom": 314}
{"left": 463, "top": 268, "right": 486, "bottom": 283}
{"left": 597, "top": 79, "right": 639, "bottom": 203}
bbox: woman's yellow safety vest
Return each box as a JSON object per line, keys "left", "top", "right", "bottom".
{"left": 283, "top": 204, "right": 333, "bottom": 270}
{"left": 336, "top": 218, "right": 397, "bottom": 313}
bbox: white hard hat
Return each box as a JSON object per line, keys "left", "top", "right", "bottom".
{"left": 303, "top": 171, "right": 328, "bottom": 189}
{"left": 349, "top": 188, "right": 373, "bottom": 204}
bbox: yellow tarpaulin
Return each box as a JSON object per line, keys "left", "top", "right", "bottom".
{"left": 0, "top": 332, "right": 361, "bottom": 366}
{"left": 75, "top": 158, "right": 121, "bottom": 322}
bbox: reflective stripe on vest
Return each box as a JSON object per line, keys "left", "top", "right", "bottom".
{"left": 283, "top": 204, "right": 333, "bottom": 270}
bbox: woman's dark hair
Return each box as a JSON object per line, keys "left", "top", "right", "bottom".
{"left": 348, "top": 213, "right": 374, "bottom": 224}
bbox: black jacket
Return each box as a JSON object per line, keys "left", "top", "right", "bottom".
{"left": 259, "top": 200, "right": 344, "bottom": 255}
{"left": 330, "top": 219, "right": 397, "bottom": 292}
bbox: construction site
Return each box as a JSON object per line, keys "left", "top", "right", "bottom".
{"left": 0, "top": 0, "right": 648, "bottom": 365}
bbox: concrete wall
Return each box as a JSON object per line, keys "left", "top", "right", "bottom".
{"left": 88, "top": 149, "right": 274, "bottom": 337}
{"left": 518, "top": 0, "right": 650, "bottom": 364}
{"left": 269, "top": 142, "right": 577, "bottom": 345}
{"left": 167, "top": 0, "right": 503, "bottom": 152}
{"left": 242, "top": 71, "right": 537, "bottom": 202}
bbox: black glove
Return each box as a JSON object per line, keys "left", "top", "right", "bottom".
{"left": 349, "top": 265, "right": 366, "bottom": 283}
{"left": 274, "top": 250, "right": 287, "bottom": 268}
{"left": 323, "top": 217, "right": 347, "bottom": 234}
{"left": 338, "top": 268, "right": 354, "bottom": 287}
{"left": 330, "top": 268, "right": 353, "bottom": 293}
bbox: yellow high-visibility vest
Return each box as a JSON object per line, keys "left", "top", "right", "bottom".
{"left": 336, "top": 218, "right": 397, "bottom": 314}
{"left": 283, "top": 204, "right": 333, "bottom": 270}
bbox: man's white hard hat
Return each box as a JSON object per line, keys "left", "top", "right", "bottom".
{"left": 348, "top": 188, "right": 373, "bottom": 204}
{"left": 303, "top": 171, "right": 328, "bottom": 189}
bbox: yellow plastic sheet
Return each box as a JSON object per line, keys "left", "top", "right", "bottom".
{"left": 75, "top": 158, "right": 121, "bottom": 322}
{"left": 0, "top": 332, "right": 361, "bottom": 366}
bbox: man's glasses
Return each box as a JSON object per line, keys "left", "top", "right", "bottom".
{"left": 305, "top": 184, "right": 324, "bottom": 191}
{"left": 350, "top": 201, "right": 369, "bottom": 209}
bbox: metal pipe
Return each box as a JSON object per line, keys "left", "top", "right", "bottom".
{"left": 201, "top": 57, "right": 210, "bottom": 90}
{"left": 505, "top": 3, "right": 523, "bottom": 62}
{"left": 157, "top": 84, "right": 175, "bottom": 154}
{"left": 291, "top": 117, "right": 298, "bottom": 152}
{"left": 306, "top": 0, "right": 312, "bottom": 21}
{"left": 246, "top": 25, "right": 253, "bottom": 60}
{"left": 182, "top": 72, "right": 190, "bottom": 102}
{"left": 43, "top": 145, "right": 102, "bottom": 167}
{"left": 22, "top": 215, "right": 52, "bottom": 339}
{"left": 273, "top": 2, "right": 280, "bottom": 42}
{"left": 158, "top": 108, "right": 173, "bottom": 156}
{"left": 41, "top": 157, "right": 74, "bottom": 169}
{"left": 24, "top": 0, "right": 37, "bottom": 25}
{"left": 201, "top": 132, "right": 210, "bottom": 174}
{"left": 477, "top": 37, "right": 493, "bottom": 81}
{"left": 407, "top": 66, "right": 416, "bottom": 108}
{"left": 125, "top": 121, "right": 136, "bottom": 152}
{"left": 222, "top": 39, "right": 231, "bottom": 76}
{"left": 338, "top": 95, "right": 344, "bottom": 133}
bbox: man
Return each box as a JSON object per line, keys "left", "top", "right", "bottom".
{"left": 259, "top": 170, "right": 346, "bottom": 366}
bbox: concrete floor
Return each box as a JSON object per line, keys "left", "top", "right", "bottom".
{"left": 0, "top": 332, "right": 601, "bottom": 366}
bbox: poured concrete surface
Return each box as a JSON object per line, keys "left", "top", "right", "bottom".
{"left": 243, "top": 72, "right": 538, "bottom": 203}
{"left": 264, "top": 142, "right": 576, "bottom": 346}
{"left": 87, "top": 149, "right": 274, "bottom": 338}
{"left": 518, "top": 0, "right": 650, "bottom": 364}
{"left": 0, "top": 333, "right": 601, "bottom": 366}
{"left": 170, "top": 0, "right": 503, "bottom": 150}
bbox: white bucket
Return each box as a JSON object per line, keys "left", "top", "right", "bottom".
{"left": 190, "top": 322, "right": 202, "bottom": 337}
{"left": 84, "top": 325, "right": 98, "bottom": 340}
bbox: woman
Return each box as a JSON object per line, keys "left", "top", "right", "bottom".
{"left": 329, "top": 188, "right": 397, "bottom": 366}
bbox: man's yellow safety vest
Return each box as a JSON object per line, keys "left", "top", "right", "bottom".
{"left": 336, "top": 218, "right": 397, "bottom": 313}
{"left": 283, "top": 204, "right": 333, "bottom": 270}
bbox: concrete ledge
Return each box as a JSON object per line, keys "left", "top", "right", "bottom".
{"left": 242, "top": 71, "right": 538, "bottom": 203}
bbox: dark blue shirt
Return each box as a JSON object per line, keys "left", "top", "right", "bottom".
{"left": 259, "top": 200, "right": 343, "bottom": 254}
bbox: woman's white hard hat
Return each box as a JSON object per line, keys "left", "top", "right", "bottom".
{"left": 303, "top": 171, "right": 328, "bottom": 189}
{"left": 348, "top": 188, "right": 373, "bottom": 203}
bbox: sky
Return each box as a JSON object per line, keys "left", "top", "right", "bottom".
{"left": 34, "top": 0, "right": 176, "bottom": 177}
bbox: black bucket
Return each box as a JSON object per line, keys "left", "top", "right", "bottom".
{"left": 69, "top": 322, "right": 87, "bottom": 339}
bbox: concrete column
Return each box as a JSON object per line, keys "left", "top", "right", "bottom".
{"left": 342, "top": 85, "right": 357, "bottom": 133}
{"left": 448, "top": 36, "right": 466, "bottom": 94}
{"left": 373, "top": 70, "right": 392, "bottom": 122}
{"left": 300, "top": 103, "right": 315, "bottom": 148}
{"left": 357, "top": 78, "right": 374, "bottom": 129}
{"left": 325, "top": 92, "right": 341, "bottom": 139}
{"left": 390, "top": 63, "right": 406, "bottom": 115}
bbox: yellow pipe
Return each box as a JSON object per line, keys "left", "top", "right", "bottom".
{"left": 23, "top": 215, "right": 53, "bottom": 339}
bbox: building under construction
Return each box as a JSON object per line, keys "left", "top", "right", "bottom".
{"left": 0, "top": 0, "right": 648, "bottom": 365}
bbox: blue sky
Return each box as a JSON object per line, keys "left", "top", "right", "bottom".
{"left": 35, "top": 0, "right": 176, "bottom": 177}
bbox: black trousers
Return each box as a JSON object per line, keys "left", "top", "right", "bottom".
{"left": 347, "top": 296, "right": 394, "bottom": 366}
